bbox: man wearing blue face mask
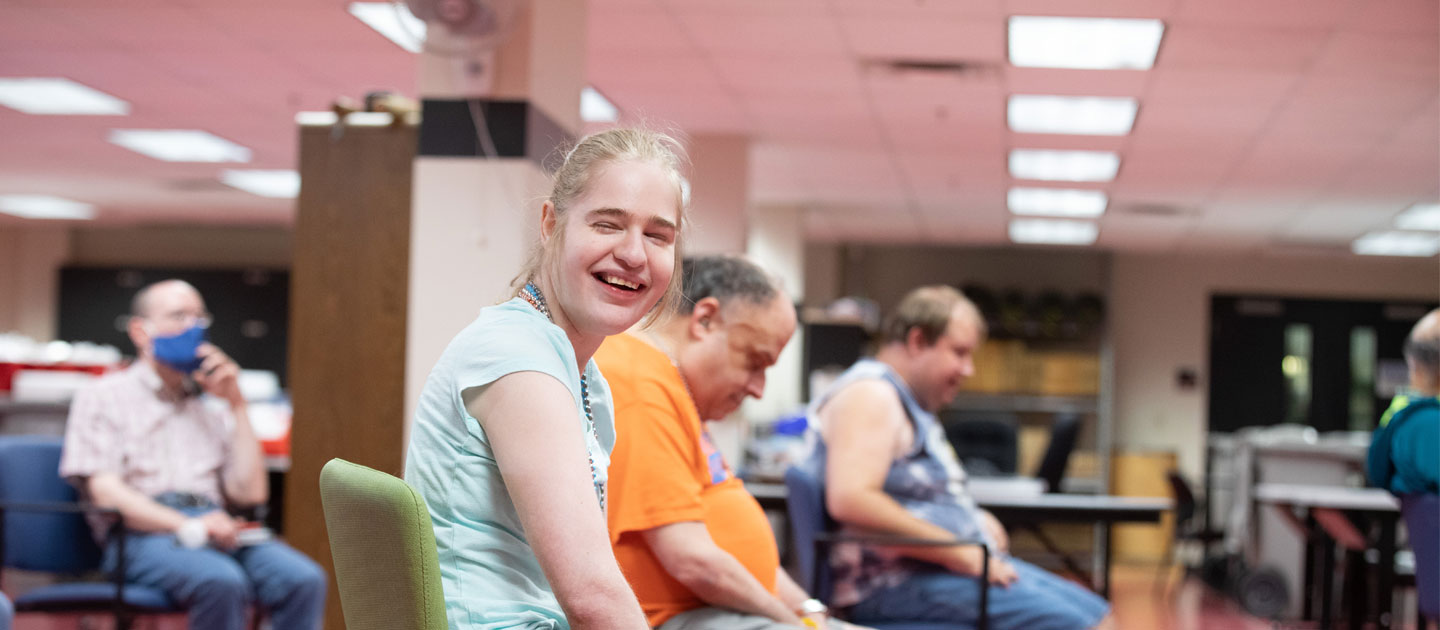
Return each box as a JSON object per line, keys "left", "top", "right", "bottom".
{"left": 59, "top": 279, "right": 326, "bottom": 630}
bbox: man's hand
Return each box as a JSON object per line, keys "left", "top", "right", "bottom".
{"left": 199, "top": 510, "right": 242, "bottom": 549}
{"left": 194, "top": 343, "right": 244, "bottom": 408}
{"left": 985, "top": 556, "right": 1019, "bottom": 588}
{"left": 979, "top": 509, "right": 1009, "bottom": 554}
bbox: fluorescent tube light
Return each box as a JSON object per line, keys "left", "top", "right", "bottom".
{"left": 581, "top": 86, "right": 619, "bottom": 123}
{"left": 221, "top": 170, "right": 301, "bottom": 199}
{"left": 0, "top": 195, "right": 96, "bottom": 220}
{"left": 1008, "top": 187, "right": 1108, "bottom": 218}
{"left": 0, "top": 78, "right": 129, "bottom": 115}
{"left": 1395, "top": 203, "right": 1440, "bottom": 231}
{"left": 1009, "top": 16, "right": 1165, "bottom": 70}
{"left": 1352, "top": 231, "right": 1440, "bottom": 257}
{"left": 1009, "top": 149, "right": 1120, "bottom": 182}
{"left": 348, "top": 2, "right": 426, "bottom": 54}
{"left": 109, "top": 130, "right": 251, "bottom": 163}
{"left": 1009, "top": 218, "right": 1099, "bottom": 245}
{"left": 1008, "top": 95, "right": 1138, "bottom": 136}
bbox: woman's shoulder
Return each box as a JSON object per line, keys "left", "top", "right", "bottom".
{"left": 436, "top": 299, "right": 575, "bottom": 382}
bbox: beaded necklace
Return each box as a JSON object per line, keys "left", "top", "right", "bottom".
{"left": 520, "top": 281, "right": 606, "bottom": 512}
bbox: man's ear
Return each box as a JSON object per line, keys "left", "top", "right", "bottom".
{"left": 540, "top": 201, "right": 558, "bottom": 243}
{"left": 905, "top": 326, "right": 929, "bottom": 354}
{"left": 127, "top": 316, "right": 151, "bottom": 356}
{"left": 688, "top": 297, "right": 722, "bottom": 340}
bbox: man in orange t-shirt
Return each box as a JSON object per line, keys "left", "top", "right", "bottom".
{"left": 598, "top": 255, "right": 863, "bottom": 630}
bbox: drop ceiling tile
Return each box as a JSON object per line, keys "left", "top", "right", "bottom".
{"left": 1159, "top": 25, "right": 1328, "bottom": 71}
{"left": 712, "top": 54, "right": 861, "bottom": 94}
{"left": 1342, "top": 0, "right": 1440, "bottom": 34}
{"left": 839, "top": 16, "right": 1003, "bottom": 63}
{"left": 1172, "top": 0, "right": 1353, "bottom": 29}
{"left": 1311, "top": 31, "right": 1439, "bottom": 80}
{"left": 588, "top": 52, "right": 720, "bottom": 91}
{"left": 672, "top": 11, "right": 846, "bottom": 55}
{"left": 1144, "top": 68, "right": 1298, "bottom": 109}
{"left": 588, "top": 8, "right": 692, "bottom": 54}
{"left": 1006, "top": 0, "right": 1181, "bottom": 19}
{"left": 832, "top": 0, "right": 1004, "bottom": 18}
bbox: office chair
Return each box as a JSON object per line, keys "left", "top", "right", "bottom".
{"left": 1034, "top": 413, "right": 1080, "bottom": 493}
{"left": 940, "top": 412, "right": 1019, "bottom": 477}
{"left": 319, "top": 459, "right": 447, "bottom": 630}
{"left": 1155, "top": 471, "right": 1226, "bottom": 596}
{"left": 1402, "top": 494, "right": 1439, "bottom": 627}
{"left": 784, "top": 461, "right": 989, "bottom": 630}
{"left": 0, "top": 436, "right": 177, "bottom": 630}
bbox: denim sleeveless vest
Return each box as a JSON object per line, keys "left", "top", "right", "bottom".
{"left": 805, "top": 359, "right": 994, "bottom": 607}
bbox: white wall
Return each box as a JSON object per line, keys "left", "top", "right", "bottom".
{"left": 1109, "top": 252, "right": 1440, "bottom": 480}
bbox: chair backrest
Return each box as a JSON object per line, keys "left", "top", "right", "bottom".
{"left": 0, "top": 436, "right": 104, "bottom": 573}
{"left": 1401, "top": 493, "right": 1439, "bottom": 619}
{"left": 784, "top": 460, "right": 833, "bottom": 603}
{"left": 319, "top": 459, "right": 447, "bottom": 630}
{"left": 1034, "top": 413, "right": 1080, "bottom": 493}
{"left": 1166, "top": 470, "right": 1198, "bottom": 528}
{"left": 939, "top": 412, "right": 1018, "bottom": 476}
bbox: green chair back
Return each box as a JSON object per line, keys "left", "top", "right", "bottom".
{"left": 319, "top": 459, "right": 447, "bottom": 630}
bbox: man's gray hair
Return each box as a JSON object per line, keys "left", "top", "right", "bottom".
{"left": 678, "top": 255, "right": 780, "bottom": 314}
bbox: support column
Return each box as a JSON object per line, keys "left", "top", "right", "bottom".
{"left": 746, "top": 205, "right": 806, "bottom": 421}
{"left": 405, "top": 2, "right": 587, "bottom": 445}
{"left": 686, "top": 134, "right": 750, "bottom": 255}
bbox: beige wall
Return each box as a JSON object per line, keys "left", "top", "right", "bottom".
{"left": 1109, "top": 252, "right": 1440, "bottom": 480}
{"left": 0, "top": 226, "right": 70, "bottom": 340}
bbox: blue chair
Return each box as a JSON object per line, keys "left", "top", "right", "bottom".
{"left": 0, "top": 436, "right": 176, "bottom": 630}
{"left": 784, "top": 462, "right": 989, "bottom": 630}
{"left": 1402, "top": 494, "right": 1439, "bottom": 625}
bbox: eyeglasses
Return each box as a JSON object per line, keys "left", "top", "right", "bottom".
{"left": 148, "top": 310, "right": 213, "bottom": 330}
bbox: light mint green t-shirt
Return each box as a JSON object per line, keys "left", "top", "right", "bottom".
{"left": 405, "top": 298, "right": 615, "bottom": 630}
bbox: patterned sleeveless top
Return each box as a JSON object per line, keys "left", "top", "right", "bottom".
{"left": 804, "top": 359, "right": 995, "bottom": 608}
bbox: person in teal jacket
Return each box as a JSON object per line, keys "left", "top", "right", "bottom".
{"left": 1368, "top": 308, "right": 1440, "bottom": 496}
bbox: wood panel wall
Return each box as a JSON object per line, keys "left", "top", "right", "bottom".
{"left": 286, "top": 120, "right": 416, "bottom": 630}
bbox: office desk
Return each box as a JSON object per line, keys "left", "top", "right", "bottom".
{"left": 978, "top": 494, "right": 1171, "bottom": 598}
{"left": 1254, "top": 483, "right": 1401, "bottom": 630}
{"left": 743, "top": 481, "right": 1170, "bottom": 599}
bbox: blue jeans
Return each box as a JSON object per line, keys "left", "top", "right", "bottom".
{"left": 103, "top": 505, "right": 326, "bottom": 630}
{"left": 848, "top": 557, "right": 1109, "bottom": 630}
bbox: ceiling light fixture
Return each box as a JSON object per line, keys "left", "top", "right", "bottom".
{"left": 581, "top": 86, "right": 619, "bottom": 123}
{"left": 1352, "top": 231, "right": 1440, "bottom": 257}
{"left": 348, "top": 2, "right": 426, "bottom": 54}
{"left": 0, "top": 195, "right": 96, "bottom": 220}
{"left": 109, "top": 130, "right": 251, "bottom": 163}
{"left": 1008, "top": 187, "right": 1108, "bottom": 217}
{"left": 0, "top": 78, "right": 129, "bottom": 115}
{"left": 1394, "top": 202, "right": 1440, "bottom": 231}
{"left": 1008, "top": 95, "right": 1138, "bottom": 136}
{"left": 1009, "top": 149, "right": 1120, "bottom": 182}
{"left": 221, "top": 170, "right": 301, "bottom": 199}
{"left": 1009, "top": 218, "right": 1099, "bottom": 245}
{"left": 1009, "top": 16, "right": 1165, "bottom": 70}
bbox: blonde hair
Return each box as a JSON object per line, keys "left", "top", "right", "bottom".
{"left": 513, "top": 126, "right": 691, "bottom": 326}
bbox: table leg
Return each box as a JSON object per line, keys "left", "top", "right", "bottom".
{"left": 1101, "top": 522, "right": 1113, "bottom": 600}
{"left": 1377, "top": 512, "right": 1397, "bottom": 630}
{"left": 1303, "top": 513, "right": 1317, "bottom": 622}
{"left": 1320, "top": 528, "right": 1335, "bottom": 630}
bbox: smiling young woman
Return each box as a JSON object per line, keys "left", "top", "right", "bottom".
{"left": 404, "top": 127, "right": 689, "bottom": 630}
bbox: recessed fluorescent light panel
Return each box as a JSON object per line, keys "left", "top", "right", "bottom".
{"left": 1009, "top": 149, "right": 1120, "bottom": 182}
{"left": 0, "top": 78, "right": 129, "bottom": 115}
{"left": 348, "top": 2, "right": 425, "bottom": 53}
{"left": 221, "top": 170, "right": 301, "bottom": 199}
{"left": 1009, "top": 16, "right": 1165, "bottom": 70}
{"left": 1009, "top": 218, "right": 1099, "bottom": 245}
{"left": 1008, "top": 187, "right": 1108, "bottom": 218}
{"left": 0, "top": 195, "right": 96, "bottom": 220}
{"left": 1395, "top": 203, "right": 1440, "bottom": 231}
{"left": 581, "top": 87, "right": 618, "bottom": 123}
{"left": 1008, "top": 95, "right": 1138, "bottom": 136}
{"left": 1352, "top": 231, "right": 1440, "bottom": 257}
{"left": 109, "top": 130, "right": 251, "bottom": 163}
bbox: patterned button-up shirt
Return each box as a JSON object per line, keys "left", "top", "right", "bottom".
{"left": 59, "top": 361, "right": 236, "bottom": 539}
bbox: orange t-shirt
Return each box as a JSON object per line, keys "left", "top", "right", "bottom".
{"left": 595, "top": 333, "right": 780, "bottom": 627}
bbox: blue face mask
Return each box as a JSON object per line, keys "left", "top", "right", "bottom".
{"left": 152, "top": 325, "right": 207, "bottom": 373}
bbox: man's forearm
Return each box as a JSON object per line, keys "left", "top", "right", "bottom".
{"left": 222, "top": 403, "right": 268, "bottom": 506}
{"left": 676, "top": 548, "right": 802, "bottom": 624}
{"left": 831, "top": 487, "right": 986, "bottom": 574}
{"left": 88, "top": 474, "right": 190, "bottom": 534}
